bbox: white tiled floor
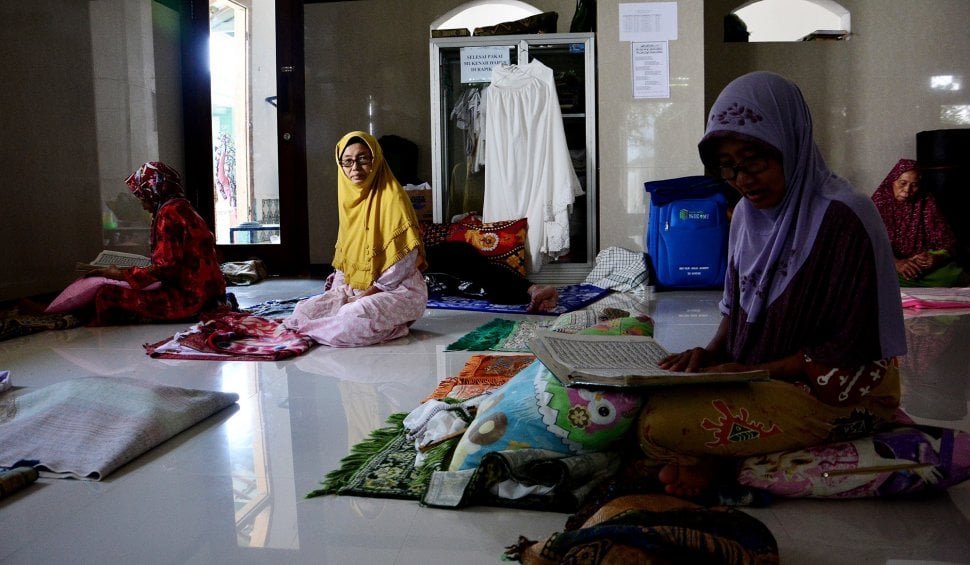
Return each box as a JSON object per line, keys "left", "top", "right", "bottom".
{"left": 1, "top": 278, "right": 969, "bottom": 564}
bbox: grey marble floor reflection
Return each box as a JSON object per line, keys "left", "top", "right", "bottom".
{"left": 0, "top": 278, "right": 968, "bottom": 564}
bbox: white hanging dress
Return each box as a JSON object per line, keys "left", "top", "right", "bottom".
{"left": 479, "top": 59, "right": 583, "bottom": 273}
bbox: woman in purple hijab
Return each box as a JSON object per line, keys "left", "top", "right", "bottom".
{"left": 637, "top": 72, "right": 907, "bottom": 497}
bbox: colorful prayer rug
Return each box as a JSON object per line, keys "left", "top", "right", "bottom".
{"left": 144, "top": 311, "right": 316, "bottom": 361}
{"left": 427, "top": 283, "right": 610, "bottom": 315}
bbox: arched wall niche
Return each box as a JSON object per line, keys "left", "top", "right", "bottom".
{"left": 727, "top": 0, "right": 850, "bottom": 42}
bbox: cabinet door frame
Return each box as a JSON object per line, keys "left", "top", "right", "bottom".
{"left": 429, "top": 33, "right": 598, "bottom": 283}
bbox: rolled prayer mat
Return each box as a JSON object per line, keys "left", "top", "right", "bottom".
{"left": 0, "top": 466, "right": 40, "bottom": 499}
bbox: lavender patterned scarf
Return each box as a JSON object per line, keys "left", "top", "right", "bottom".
{"left": 698, "top": 71, "right": 905, "bottom": 358}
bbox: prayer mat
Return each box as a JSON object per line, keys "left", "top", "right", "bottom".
{"left": 444, "top": 318, "right": 552, "bottom": 352}
{"left": 241, "top": 295, "right": 316, "bottom": 319}
{"left": 306, "top": 354, "right": 534, "bottom": 500}
{"left": 422, "top": 354, "right": 536, "bottom": 402}
{"left": 0, "top": 376, "right": 238, "bottom": 480}
{"left": 900, "top": 287, "right": 970, "bottom": 310}
{"left": 306, "top": 412, "right": 453, "bottom": 500}
{"left": 0, "top": 308, "right": 83, "bottom": 343}
{"left": 144, "top": 311, "right": 316, "bottom": 361}
{"left": 427, "top": 283, "right": 610, "bottom": 315}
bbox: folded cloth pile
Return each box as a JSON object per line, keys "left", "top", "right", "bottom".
{"left": 220, "top": 259, "right": 269, "bottom": 286}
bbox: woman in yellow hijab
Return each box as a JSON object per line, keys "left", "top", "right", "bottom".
{"left": 283, "top": 131, "right": 428, "bottom": 347}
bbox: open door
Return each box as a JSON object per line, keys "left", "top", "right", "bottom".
{"left": 182, "top": 0, "right": 308, "bottom": 275}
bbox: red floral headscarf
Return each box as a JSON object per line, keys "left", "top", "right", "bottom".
{"left": 871, "top": 158, "right": 956, "bottom": 258}
{"left": 125, "top": 161, "right": 186, "bottom": 213}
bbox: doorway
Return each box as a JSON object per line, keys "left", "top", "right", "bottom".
{"left": 182, "top": 0, "right": 309, "bottom": 275}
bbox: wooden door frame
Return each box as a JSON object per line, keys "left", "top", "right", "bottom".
{"left": 180, "top": 0, "right": 309, "bottom": 275}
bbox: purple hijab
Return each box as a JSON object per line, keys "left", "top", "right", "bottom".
{"left": 699, "top": 71, "right": 905, "bottom": 358}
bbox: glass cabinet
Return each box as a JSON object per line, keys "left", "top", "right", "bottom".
{"left": 429, "top": 33, "right": 597, "bottom": 282}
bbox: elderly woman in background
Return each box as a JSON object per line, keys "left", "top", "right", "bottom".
{"left": 871, "top": 158, "right": 967, "bottom": 287}
{"left": 86, "top": 161, "right": 226, "bottom": 325}
{"left": 283, "top": 131, "right": 427, "bottom": 347}
{"left": 644, "top": 72, "right": 907, "bottom": 497}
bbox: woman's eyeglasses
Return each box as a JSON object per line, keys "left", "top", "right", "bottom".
{"left": 339, "top": 155, "right": 373, "bottom": 169}
{"left": 718, "top": 156, "right": 770, "bottom": 181}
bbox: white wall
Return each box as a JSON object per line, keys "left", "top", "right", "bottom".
{"left": 596, "top": 0, "right": 707, "bottom": 252}
{"left": 705, "top": 0, "right": 970, "bottom": 198}
{"left": 601, "top": 0, "right": 970, "bottom": 254}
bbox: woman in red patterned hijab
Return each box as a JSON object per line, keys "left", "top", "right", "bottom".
{"left": 86, "top": 161, "right": 227, "bottom": 324}
{"left": 871, "top": 159, "right": 966, "bottom": 287}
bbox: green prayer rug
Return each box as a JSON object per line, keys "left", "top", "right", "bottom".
{"left": 306, "top": 413, "right": 457, "bottom": 500}
{"left": 445, "top": 318, "right": 550, "bottom": 352}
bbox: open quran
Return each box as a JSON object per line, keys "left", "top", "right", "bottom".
{"left": 75, "top": 250, "right": 151, "bottom": 273}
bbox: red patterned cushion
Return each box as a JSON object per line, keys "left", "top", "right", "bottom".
{"left": 420, "top": 217, "right": 528, "bottom": 276}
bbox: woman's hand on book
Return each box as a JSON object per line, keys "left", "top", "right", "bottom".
{"left": 658, "top": 347, "right": 711, "bottom": 372}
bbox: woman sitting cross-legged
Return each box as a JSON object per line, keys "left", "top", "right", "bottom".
{"left": 54, "top": 161, "right": 227, "bottom": 326}
{"left": 871, "top": 158, "right": 968, "bottom": 287}
{"left": 640, "top": 71, "right": 908, "bottom": 497}
{"left": 282, "top": 131, "right": 428, "bottom": 347}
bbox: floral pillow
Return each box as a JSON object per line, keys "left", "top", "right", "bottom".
{"left": 421, "top": 217, "right": 528, "bottom": 276}
{"left": 448, "top": 360, "right": 643, "bottom": 471}
{"left": 737, "top": 425, "right": 970, "bottom": 498}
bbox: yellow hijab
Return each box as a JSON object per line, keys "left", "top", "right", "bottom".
{"left": 332, "top": 131, "right": 426, "bottom": 289}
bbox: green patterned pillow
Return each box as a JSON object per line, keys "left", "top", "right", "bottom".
{"left": 549, "top": 310, "right": 600, "bottom": 333}
{"left": 578, "top": 315, "right": 654, "bottom": 336}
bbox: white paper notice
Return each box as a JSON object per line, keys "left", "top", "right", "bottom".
{"left": 459, "top": 46, "right": 511, "bottom": 84}
{"left": 632, "top": 41, "right": 669, "bottom": 99}
{"left": 619, "top": 2, "right": 678, "bottom": 42}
